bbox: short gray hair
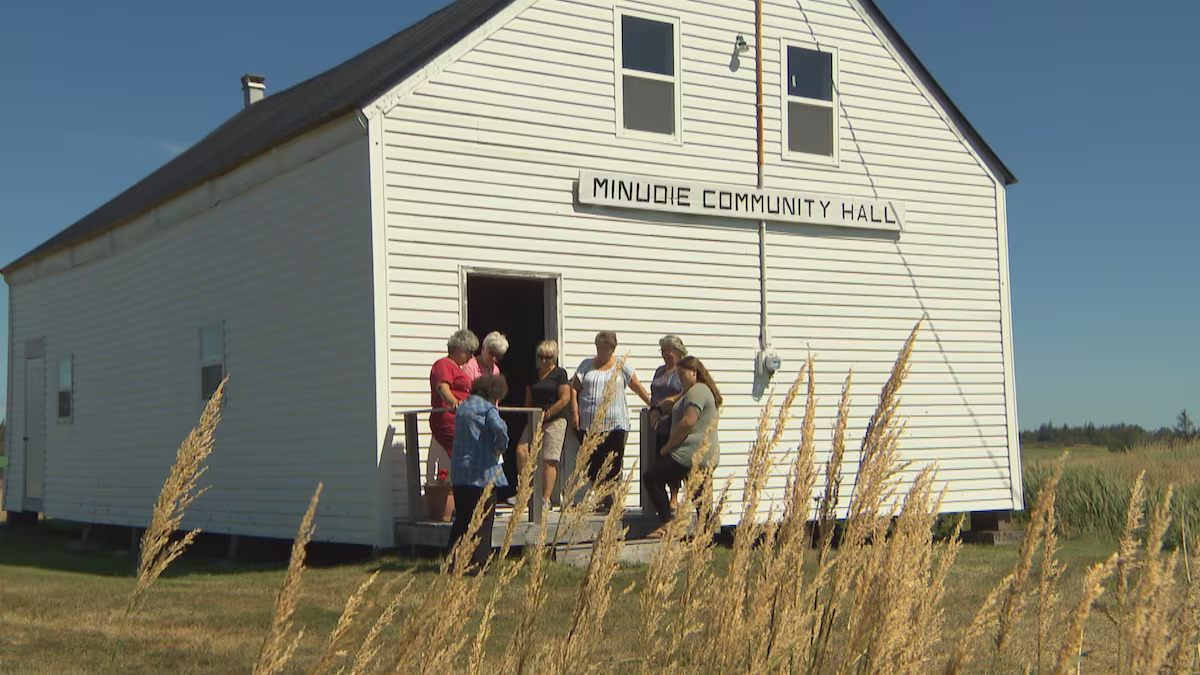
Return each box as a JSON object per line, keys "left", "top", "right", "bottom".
{"left": 447, "top": 329, "right": 479, "bottom": 354}
{"left": 482, "top": 331, "right": 509, "bottom": 358}
{"left": 659, "top": 334, "right": 688, "bottom": 356}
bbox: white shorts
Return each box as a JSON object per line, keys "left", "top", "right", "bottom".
{"left": 519, "top": 417, "right": 568, "bottom": 462}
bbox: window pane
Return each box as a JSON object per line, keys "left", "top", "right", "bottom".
{"left": 201, "top": 364, "right": 224, "bottom": 401}
{"left": 58, "top": 357, "right": 72, "bottom": 390}
{"left": 200, "top": 325, "right": 224, "bottom": 363}
{"left": 58, "top": 391, "right": 71, "bottom": 419}
{"left": 622, "top": 15, "right": 674, "bottom": 76}
{"left": 788, "top": 101, "right": 834, "bottom": 156}
{"left": 623, "top": 76, "right": 675, "bottom": 135}
{"left": 787, "top": 46, "right": 833, "bottom": 101}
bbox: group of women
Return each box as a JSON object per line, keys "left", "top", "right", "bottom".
{"left": 432, "top": 329, "right": 722, "bottom": 571}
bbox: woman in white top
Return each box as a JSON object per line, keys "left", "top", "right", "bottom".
{"left": 571, "top": 330, "right": 651, "bottom": 511}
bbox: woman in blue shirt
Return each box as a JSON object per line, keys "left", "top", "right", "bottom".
{"left": 447, "top": 374, "right": 510, "bottom": 575}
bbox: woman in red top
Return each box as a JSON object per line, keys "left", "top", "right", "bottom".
{"left": 428, "top": 329, "right": 478, "bottom": 482}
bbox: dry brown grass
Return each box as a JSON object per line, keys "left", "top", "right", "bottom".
{"left": 1057, "top": 440, "right": 1200, "bottom": 488}
{"left": 128, "top": 376, "right": 227, "bottom": 615}
{"left": 34, "top": 322, "right": 1200, "bottom": 674}
{"left": 253, "top": 482, "right": 321, "bottom": 675}
{"left": 313, "top": 569, "right": 379, "bottom": 673}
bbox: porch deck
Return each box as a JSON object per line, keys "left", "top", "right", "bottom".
{"left": 394, "top": 506, "right": 663, "bottom": 550}
{"left": 391, "top": 407, "right": 663, "bottom": 551}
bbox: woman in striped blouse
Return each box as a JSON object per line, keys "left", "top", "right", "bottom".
{"left": 571, "top": 330, "right": 651, "bottom": 512}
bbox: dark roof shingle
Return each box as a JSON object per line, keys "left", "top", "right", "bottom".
{"left": 5, "top": 0, "right": 515, "bottom": 272}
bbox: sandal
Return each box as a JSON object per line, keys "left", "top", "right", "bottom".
{"left": 645, "top": 527, "right": 668, "bottom": 539}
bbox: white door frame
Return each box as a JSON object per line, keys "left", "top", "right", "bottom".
{"left": 458, "top": 267, "right": 564, "bottom": 361}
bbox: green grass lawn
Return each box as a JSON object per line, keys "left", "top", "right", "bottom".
{"left": 1020, "top": 443, "right": 1110, "bottom": 463}
{"left": 6, "top": 442, "right": 1194, "bottom": 672}
{"left": 0, "top": 519, "right": 1123, "bottom": 674}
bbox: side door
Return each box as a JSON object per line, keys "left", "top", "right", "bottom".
{"left": 23, "top": 352, "right": 46, "bottom": 511}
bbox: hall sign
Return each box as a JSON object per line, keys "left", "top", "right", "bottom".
{"left": 577, "top": 170, "right": 903, "bottom": 232}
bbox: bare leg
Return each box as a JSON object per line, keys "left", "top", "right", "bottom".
{"left": 427, "top": 438, "right": 451, "bottom": 484}
{"left": 516, "top": 443, "right": 530, "bottom": 478}
{"left": 542, "top": 460, "right": 559, "bottom": 507}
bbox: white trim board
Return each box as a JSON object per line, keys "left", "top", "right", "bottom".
{"left": 994, "top": 180, "right": 1022, "bottom": 509}
{"left": 362, "top": 0, "right": 541, "bottom": 120}
{"left": 367, "top": 113, "right": 396, "bottom": 548}
{"left": 846, "top": 0, "right": 1006, "bottom": 188}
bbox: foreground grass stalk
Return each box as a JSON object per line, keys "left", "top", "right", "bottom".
{"left": 390, "top": 481, "right": 495, "bottom": 673}
{"left": 112, "top": 320, "right": 1200, "bottom": 674}
{"left": 817, "top": 370, "right": 852, "bottom": 563}
{"left": 127, "top": 376, "right": 227, "bottom": 615}
{"left": 814, "top": 323, "right": 919, "bottom": 672}
{"left": 754, "top": 359, "right": 817, "bottom": 671}
{"left": 1053, "top": 554, "right": 1118, "bottom": 674}
{"left": 555, "top": 460, "right": 635, "bottom": 672}
{"left": 348, "top": 573, "right": 413, "bottom": 675}
{"left": 946, "top": 455, "right": 1062, "bottom": 674}
{"left": 501, "top": 415, "right": 543, "bottom": 558}
{"left": 671, "top": 467, "right": 728, "bottom": 670}
{"left": 468, "top": 557, "right": 525, "bottom": 675}
{"left": 254, "top": 482, "right": 322, "bottom": 675}
{"left": 1111, "top": 471, "right": 1147, "bottom": 673}
{"left": 500, "top": 504, "right": 552, "bottom": 674}
{"left": 1036, "top": 455, "right": 1068, "bottom": 674}
{"left": 312, "top": 570, "right": 378, "bottom": 674}
{"left": 1125, "top": 485, "right": 1178, "bottom": 672}
{"left": 710, "top": 366, "right": 802, "bottom": 673}
{"left": 98, "top": 320, "right": 1200, "bottom": 673}
{"left": 552, "top": 355, "right": 627, "bottom": 547}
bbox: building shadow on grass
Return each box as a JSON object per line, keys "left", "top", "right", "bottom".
{"left": 0, "top": 518, "right": 440, "bottom": 577}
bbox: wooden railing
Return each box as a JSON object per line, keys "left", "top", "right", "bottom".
{"left": 391, "top": 407, "right": 654, "bottom": 523}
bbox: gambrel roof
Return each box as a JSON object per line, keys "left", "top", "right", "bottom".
{"left": 4, "top": 0, "right": 1015, "bottom": 273}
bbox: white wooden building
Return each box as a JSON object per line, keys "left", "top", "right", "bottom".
{"left": 2, "top": 0, "right": 1019, "bottom": 547}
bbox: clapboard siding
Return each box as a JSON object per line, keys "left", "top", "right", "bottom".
{"left": 4, "top": 122, "right": 381, "bottom": 543}
{"left": 377, "top": 0, "right": 1016, "bottom": 519}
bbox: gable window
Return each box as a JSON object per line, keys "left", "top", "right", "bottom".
{"left": 200, "top": 324, "right": 225, "bottom": 401}
{"left": 783, "top": 44, "right": 838, "bottom": 161}
{"left": 57, "top": 356, "right": 73, "bottom": 421}
{"left": 616, "top": 11, "right": 681, "bottom": 140}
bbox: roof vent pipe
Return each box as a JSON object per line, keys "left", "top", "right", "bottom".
{"left": 241, "top": 74, "right": 266, "bottom": 108}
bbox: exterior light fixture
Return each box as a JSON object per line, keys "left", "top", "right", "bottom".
{"left": 736, "top": 34, "right": 749, "bottom": 53}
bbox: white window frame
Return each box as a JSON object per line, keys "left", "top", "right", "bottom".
{"left": 614, "top": 8, "right": 684, "bottom": 145}
{"left": 199, "top": 322, "right": 226, "bottom": 402}
{"left": 780, "top": 40, "right": 839, "bottom": 166}
{"left": 57, "top": 354, "right": 73, "bottom": 423}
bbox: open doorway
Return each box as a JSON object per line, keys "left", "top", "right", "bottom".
{"left": 463, "top": 271, "right": 560, "bottom": 496}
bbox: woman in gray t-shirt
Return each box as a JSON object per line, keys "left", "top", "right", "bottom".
{"left": 643, "top": 355, "right": 722, "bottom": 535}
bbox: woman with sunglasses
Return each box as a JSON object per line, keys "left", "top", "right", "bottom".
{"left": 644, "top": 355, "right": 722, "bottom": 537}
{"left": 516, "top": 340, "right": 571, "bottom": 513}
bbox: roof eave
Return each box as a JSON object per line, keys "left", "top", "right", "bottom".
{"left": 857, "top": 0, "right": 1017, "bottom": 186}
{"left": 0, "top": 106, "right": 362, "bottom": 277}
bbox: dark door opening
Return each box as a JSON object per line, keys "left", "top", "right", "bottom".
{"left": 465, "top": 274, "right": 558, "bottom": 496}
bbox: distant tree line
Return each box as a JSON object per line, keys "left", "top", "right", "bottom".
{"left": 1022, "top": 410, "right": 1197, "bottom": 451}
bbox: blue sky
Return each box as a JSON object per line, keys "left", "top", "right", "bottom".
{"left": 0, "top": 1, "right": 1196, "bottom": 430}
